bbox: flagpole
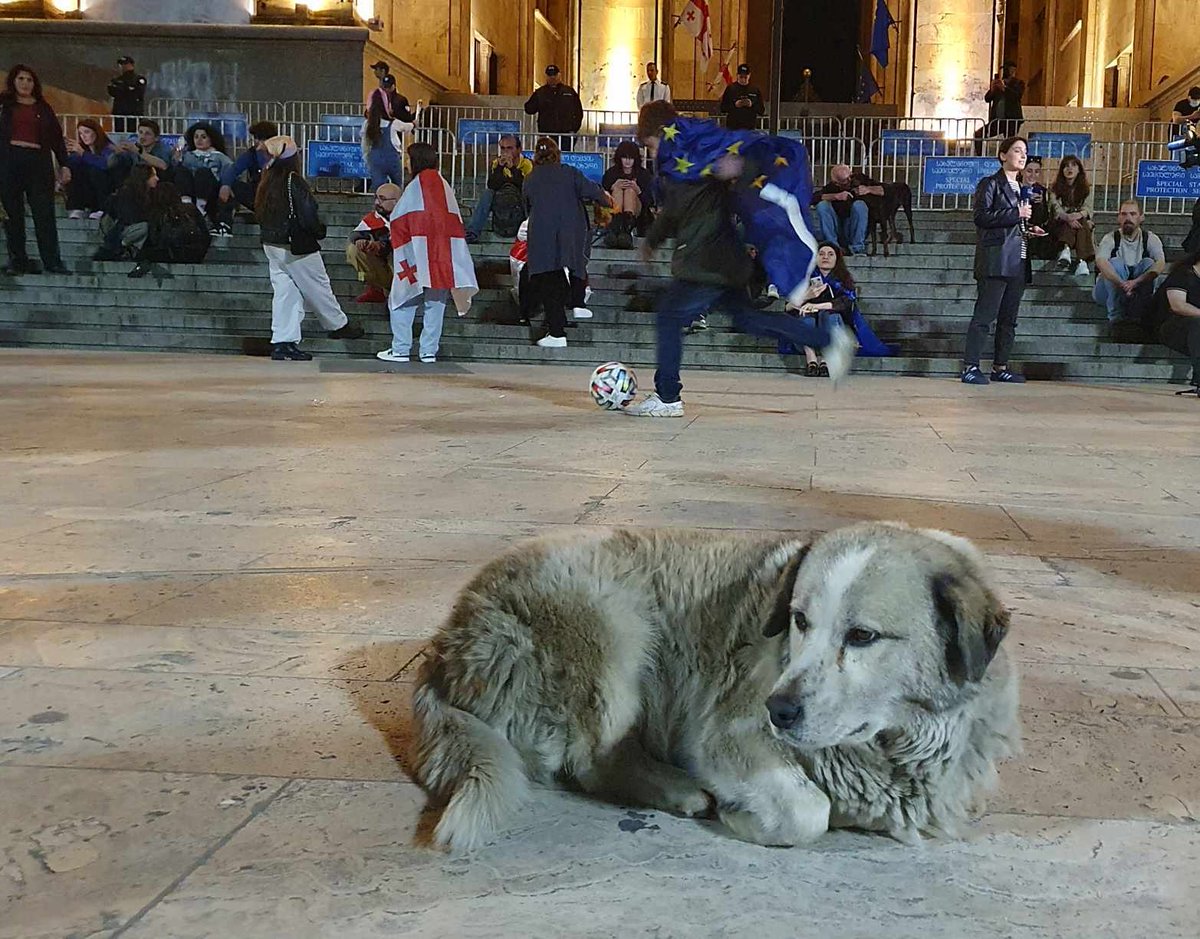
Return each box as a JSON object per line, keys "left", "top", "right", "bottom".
{"left": 769, "top": 0, "right": 783, "bottom": 135}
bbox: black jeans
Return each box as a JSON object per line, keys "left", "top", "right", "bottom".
{"left": 66, "top": 162, "right": 116, "bottom": 212}
{"left": 215, "top": 178, "right": 257, "bottom": 225}
{"left": 170, "top": 165, "right": 221, "bottom": 214}
{"left": 0, "top": 146, "right": 63, "bottom": 267}
{"left": 1159, "top": 315, "right": 1200, "bottom": 385}
{"left": 965, "top": 275, "right": 1024, "bottom": 366}
{"left": 530, "top": 270, "right": 570, "bottom": 338}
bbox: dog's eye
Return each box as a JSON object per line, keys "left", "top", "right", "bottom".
{"left": 845, "top": 627, "right": 880, "bottom": 648}
{"left": 792, "top": 611, "right": 809, "bottom": 632}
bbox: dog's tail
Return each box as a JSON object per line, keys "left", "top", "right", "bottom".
{"left": 411, "top": 675, "right": 530, "bottom": 852}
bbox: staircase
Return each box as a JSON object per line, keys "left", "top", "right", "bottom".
{"left": 0, "top": 197, "right": 1193, "bottom": 383}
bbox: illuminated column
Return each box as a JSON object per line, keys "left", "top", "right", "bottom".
{"left": 80, "top": 0, "right": 254, "bottom": 22}
{"left": 577, "top": 0, "right": 659, "bottom": 112}
{"left": 910, "top": 0, "right": 996, "bottom": 118}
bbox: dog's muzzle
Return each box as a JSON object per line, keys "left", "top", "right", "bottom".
{"left": 766, "top": 694, "right": 804, "bottom": 730}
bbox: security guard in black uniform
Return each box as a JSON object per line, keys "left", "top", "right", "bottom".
{"left": 108, "top": 55, "right": 147, "bottom": 132}
{"left": 524, "top": 65, "right": 584, "bottom": 152}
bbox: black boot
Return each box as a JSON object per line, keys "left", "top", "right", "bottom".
{"left": 271, "top": 342, "right": 313, "bottom": 361}
{"left": 2, "top": 256, "right": 37, "bottom": 275}
{"left": 327, "top": 320, "right": 365, "bottom": 340}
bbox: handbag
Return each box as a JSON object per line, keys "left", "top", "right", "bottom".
{"left": 286, "top": 172, "right": 322, "bottom": 256}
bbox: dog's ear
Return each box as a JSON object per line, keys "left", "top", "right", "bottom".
{"left": 932, "top": 572, "right": 1010, "bottom": 684}
{"left": 763, "top": 545, "right": 810, "bottom": 638}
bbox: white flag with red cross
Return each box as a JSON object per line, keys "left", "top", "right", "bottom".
{"left": 388, "top": 169, "right": 478, "bottom": 314}
{"left": 679, "top": 0, "right": 713, "bottom": 65}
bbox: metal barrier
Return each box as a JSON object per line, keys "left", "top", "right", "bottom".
{"left": 146, "top": 98, "right": 286, "bottom": 126}
{"left": 284, "top": 100, "right": 369, "bottom": 123}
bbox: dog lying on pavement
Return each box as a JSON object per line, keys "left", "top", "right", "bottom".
{"left": 411, "top": 522, "right": 1019, "bottom": 851}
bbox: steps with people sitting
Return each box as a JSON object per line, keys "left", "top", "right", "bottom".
{"left": 0, "top": 197, "right": 1193, "bottom": 384}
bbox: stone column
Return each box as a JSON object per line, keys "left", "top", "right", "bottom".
{"left": 81, "top": 0, "right": 253, "bottom": 23}
{"left": 910, "top": 0, "right": 996, "bottom": 119}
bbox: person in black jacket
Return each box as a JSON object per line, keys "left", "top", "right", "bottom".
{"left": 601, "top": 140, "right": 654, "bottom": 246}
{"left": 973, "top": 63, "right": 1025, "bottom": 156}
{"left": 524, "top": 66, "right": 583, "bottom": 152}
{"left": 0, "top": 64, "right": 70, "bottom": 275}
{"left": 719, "top": 64, "right": 765, "bottom": 131}
{"left": 93, "top": 163, "right": 156, "bottom": 262}
{"left": 108, "top": 56, "right": 147, "bottom": 132}
{"left": 961, "top": 136, "right": 1047, "bottom": 384}
{"left": 254, "top": 135, "right": 363, "bottom": 360}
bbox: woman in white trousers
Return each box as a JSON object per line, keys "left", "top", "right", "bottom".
{"left": 255, "top": 136, "right": 363, "bottom": 360}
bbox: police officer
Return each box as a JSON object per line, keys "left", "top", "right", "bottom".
{"left": 524, "top": 65, "right": 583, "bottom": 152}
{"left": 719, "top": 64, "right": 764, "bottom": 131}
{"left": 108, "top": 55, "right": 147, "bottom": 132}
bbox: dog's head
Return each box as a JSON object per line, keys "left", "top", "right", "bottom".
{"left": 762, "top": 523, "right": 1010, "bottom": 750}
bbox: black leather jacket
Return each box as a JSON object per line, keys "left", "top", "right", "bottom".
{"left": 973, "top": 169, "right": 1024, "bottom": 279}
{"left": 258, "top": 173, "right": 326, "bottom": 250}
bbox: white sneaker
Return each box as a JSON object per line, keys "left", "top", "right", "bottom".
{"left": 420, "top": 355, "right": 437, "bottom": 363}
{"left": 88, "top": 210, "right": 105, "bottom": 220}
{"left": 822, "top": 325, "right": 858, "bottom": 387}
{"left": 196, "top": 199, "right": 208, "bottom": 213}
{"left": 624, "top": 392, "right": 684, "bottom": 418}
{"left": 67, "top": 210, "right": 85, "bottom": 220}
{"left": 767, "top": 283, "right": 780, "bottom": 299}
{"left": 180, "top": 196, "right": 193, "bottom": 204}
{"left": 1073, "top": 260, "right": 1090, "bottom": 276}
{"left": 536, "top": 335, "right": 567, "bottom": 348}
{"left": 376, "top": 349, "right": 409, "bottom": 362}
{"left": 571, "top": 307, "right": 593, "bottom": 319}
{"left": 584, "top": 285, "right": 593, "bottom": 304}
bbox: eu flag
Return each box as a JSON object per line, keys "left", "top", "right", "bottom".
{"left": 655, "top": 118, "right": 819, "bottom": 304}
{"left": 871, "top": 0, "right": 895, "bottom": 68}
{"left": 856, "top": 63, "right": 882, "bottom": 104}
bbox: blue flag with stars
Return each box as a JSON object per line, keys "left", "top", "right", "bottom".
{"left": 655, "top": 117, "right": 820, "bottom": 304}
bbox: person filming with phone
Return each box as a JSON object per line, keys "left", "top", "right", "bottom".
{"left": 973, "top": 62, "right": 1025, "bottom": 156}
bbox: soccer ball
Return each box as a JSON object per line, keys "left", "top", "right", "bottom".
{"left": 589, "top": 361, "right": 638, "bottom": 410}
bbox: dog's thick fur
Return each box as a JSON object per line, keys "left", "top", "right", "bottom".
{"left": 411, "top": 522, "right": 1019, "bottom": 851}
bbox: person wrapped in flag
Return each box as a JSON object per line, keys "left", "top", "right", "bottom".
{"left": 377, "top": 142, "right": 478, "bottom": 364}
{"left": 622, "top": 101, "right": 856, "bottom": 418}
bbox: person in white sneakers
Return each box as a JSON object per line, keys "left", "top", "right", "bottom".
{"left": 377, "top": 143, "right": 477, "bottom": 364}
{"left": 521, "top": 136, "right": 612, "bottom": 347}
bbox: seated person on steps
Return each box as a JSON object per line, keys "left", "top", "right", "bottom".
{"left": 1093, "top": 199, "right": 1165, "bottom": 335}
{"left": 810, "top": 164, "right": 882, "bottom": 256}
{"left": 213, "top": 120, "right": 278, "bottom": 237}
{"left": 346, "top": 182, "right": 401, "bottom": 304}
{"left": 464, "top": 134, "right": 531, "bottom": 243}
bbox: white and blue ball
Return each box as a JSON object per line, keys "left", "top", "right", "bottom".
{"left": 589, "top": 361, "right": 638, "bottom": 410}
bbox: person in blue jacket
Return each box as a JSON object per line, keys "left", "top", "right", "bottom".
{"left": 213, "top": 120, "right": 277, "bottom": 236}
{"left": 64, "top": 118, "right": 117, "bottom": 219}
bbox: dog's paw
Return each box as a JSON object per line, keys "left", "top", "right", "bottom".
{"left": 717, "top": 771, "right": 831, "bottom": 846}
{"left": 657, "top": 782, "right": 714, "bottom": 818}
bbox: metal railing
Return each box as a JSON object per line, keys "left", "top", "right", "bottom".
{"left": 53, "top": 105, "right": 1195, "bottom": 216}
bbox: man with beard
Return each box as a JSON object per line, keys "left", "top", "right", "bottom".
{"left": 1094, "top": 199, "right": 1166, "bottom": 334}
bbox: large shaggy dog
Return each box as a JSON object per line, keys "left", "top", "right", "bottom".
{"left": 411, "top": 522, "right": 1019, "bottom": 851}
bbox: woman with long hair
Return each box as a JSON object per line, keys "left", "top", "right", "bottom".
{"left": 961, "top": 135, "right": 1048, "bottom": 385}
{"left": 65, "top": 117, "right": 117, "bottom": 219}
{"left": 1152, "top": 247, "right": 1200, "bottom": 393}
{"left": 0, "top": 64, "right": 70, "bottom": 274}
{"left": 93, "top": 162, "right": 156, "bottom": 262}
{"left": 601, "top": 140, "right": 654, "bottom": 245}
{"left": 361, "top": 75, "right": 415, "bottom": 189}
{"left": 1047, "top": 155, "right": 1095, "bottom": 275}
{"left": 171, "top": 121, "right": 233, "bottom": 222}
{"left": 786, "top": 242, "right": 894, "bottom": 375}
{"left": 521, "top": 136, "right": 612, "bottom": 347}
{"left": 254, "top": 136, "right": 363, "bottom": 360}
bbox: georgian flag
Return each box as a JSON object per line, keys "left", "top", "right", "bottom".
{"left": 388, "top": 169, "right": 478, "bottom": 315}
{"left": 680, "top": 0, "right": 713, "bottom": 65}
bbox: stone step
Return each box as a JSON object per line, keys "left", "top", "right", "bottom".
{"left": 2, "top": 323, "right": 1187, "bottom": 383}
{"left": 0, "top": 305, "right": 1171, "bottom": 362}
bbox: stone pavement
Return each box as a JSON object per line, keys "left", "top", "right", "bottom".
{"left": 0, "top": 350, "right": 1196, "bottom": 938}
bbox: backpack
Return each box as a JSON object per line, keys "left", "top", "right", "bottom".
{"left": 491, "top": 184, "right": 526, "bottom": 238}
{"left": 1109, "top": 228, "right": 1150, "bottom": 261}
{"left": 147, "top": 203, "right": 211, "bottom": 263}
{"left": 603, "top": 211, "right": 635, "bottom": 250}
